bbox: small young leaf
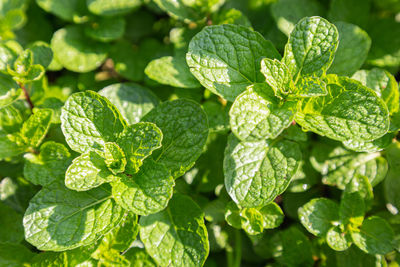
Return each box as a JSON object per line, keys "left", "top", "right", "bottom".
{"left": 29, "top": 41, "right": 53, "bottom": 69}
{"left": 345, "top": 174, "right": 374, "bottom": 209}
{"left": 229, "top": 83, "right": 296, "bottom": 141}
{"left": 259, "top": 202, "right": 284, "bottom": 229}
{"left": 240, "top": 207, "right": 265, "bottom": 235}
{"left": 112, "top": 160, "right": 174, "bottom": 216}
{"left": 61, "top": 90, "right": 127, "bottom": 154}
{"left": 326, "top": 226, "right": 351, "bottom": 251}
{"left": 292, "top": 75, "right": 327, "bottom": 98}
{"left": 187, "top": 24, "right": 280, "bottom": 101}
{"left": 103, "top": 142, "right": 126, "bottom": 175}
{"left": 260, "top": 58, "right": 292, "bottom": 97}
{"left": 139, "top": 193, "right": 209, "bottom": 267}
{"left": 0, "top": 73, "right": 21, "bottom": 108}
{"left": 351, "top": 216, "right": 394, "bottom": 255}
{"left": 298, "top": 198, "right": 339, "bottom": 236}
{"left": 20, "top": 108, "right": 52, "bottom": 147}
{"left": 339, "top": 192, "right": 365, "bottom": 227}
{"left": 224, "top": 134, "right": 301, "bottom": 208}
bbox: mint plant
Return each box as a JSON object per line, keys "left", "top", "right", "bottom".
{"left": 1, "top": 0, "right": 400, "bottom": 266}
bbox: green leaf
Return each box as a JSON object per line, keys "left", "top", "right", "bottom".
{"left": 339, "top": 192, "right": 365, "bottom": 227}
{"left": 0, "top": 41, "right": 19, "bottom": 71}
{"left": 139, "top": 193, "right": 209, "bottom": 267}
{"left": 86, "top": 0, "right": 141, "bottom": 16}
{"left": 259, "top": 202, "right": 284, "bottom": 229}
{"left": 0, "top": 132, "right": 26, "bottom": 160}
{"left": 24, "top": 141, "right": 72, "bottom": 186}
{"left": 224, "top": 134, "right": 301, "bottom": 208}
{"left": 145, "top": 55, "right": 200, "bottom": 88}
{"left": 283, "top": 16, "right": 339, "bottom": 78}
{"left": 229, "top": 83, "right": 296, "bottom": 141}
{"left": 342, "top": 132, "right": 395, "bottom": 153}
{"left": 224, "top": 201, "right": 242, "bottom": 229}
{"left": 142, "top": 99, "right": 208, "bottom": 178}
{"left": 112, "top": 160, "right": 174, "bottom": 215}
{"left": 23, "top": 183, "right": 124, "bottom": 251}
{"left": 271, "top": 0, "right": 325, "bottom": 36}
{"left": 61, "top": 90, "right": 127, "bottom": 154}
{"left": 104, "top": 142, "right": 126, "bottom": 175}
{"left": 351, "top": 216, "right": 394, "bottom": 255}
{"left": 0, "top": 73, "right": 21, "bottom": 108}
{"left": 124, "top": 247, "right": 157, "bottom": 267}
{"left": 212, "top": 8, "right": 252, "bottom": 27}
{"left": 240, "top": 207, "right": 264, "bottom": 235}
{"left": 292, "top": 75, "right": 327, "bottom": 98}
{"left": 384, "top": 141, "right": 400, "bottom": 214}
{"left": 202, "top": 100, "right": 229, "bottom": 133}
{"left": 36, "top": 0, "right": 88, "bottom": 22}
{"left": 116, "top": 122, "right": 162, "bottom": 174}
{"left": 0, "top": 243, "right": 35, "bottom": 267}
{"left": 0, "top": 201, "right": 23, "bottom": 243}
{"left": 29, "top": 41, "right": 53, "bottom": 69}
{"left": 65, "top": 151, "right": 115, "bottom": 191}
{"left": 20, "top": 108, "right": 52, "bottom": 147}
{"left": 345, "top": 174, "right": 374, "bottom": 209}
{"left": 51, "top": 26, "right": 109, "bottom": 72}
{"left": 295, "top": 76, "right": 389, "bottom": 143}
{"left": 99, "top": 83, "right": 160, "bottom": 125}
{"left": 10, "top": 49, "right": 32, "bottom": 75}
{"left": 326, "top": 226, "right": 351, "bottom": 251}
{"left": 84, "top": 16, "right": 126, "bottom": 42}
{"left": 31, "top": 247, "right": 93, "bottom": 267}
{"left": 328, "top": 0, "right": 371, "bottom": 28}
{"left": 260, "top": 58, "right": 292, "bottom": 97}
{"left": 186, "top": 24, "right": 280, "bottom": 101}
{"left": 298, "top": 198, "right": 339, "bottom": 236}
{"left": 327, "top": 22, "right": 371, "bottom": 76}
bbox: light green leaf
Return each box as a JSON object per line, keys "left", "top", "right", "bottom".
{"left": 145, "top": 55, "right": 200, "bottom": 88}
{"left": 20, "top": 108, "right": 52, "bottom": 147}
{"left": 36, "top": 0, "right": 88, "bottom": 22}
{"left": 0, "top": 131, "right": 26, "bottom": 160}
{"left": 259, "top": 202, "right": 284, "bottom": 229}
{"left": 99, "top": 83, "right": 159, "bottom": 125}
{"left": 0, "top": 201, "right": 23, "bottom": 243}
{"left": 86, "top": 0, "right": 141, "bottom": 16}
{"left": 84, "top": 16, "right": 126, "bottom": 42}
{"left": 212, "top": 8, "right": 252, "bottom": 27}
{"left": 29, "top": 41, "right": 53, "bottom": 69}
{"left": 292, "top": 75, "right": 327, "bottom": 98}
{"left": 298, "top": 198, "right": 339, "bottom": 236}
{"left": 271, "top": 0, "right": 324, "bottom": 36}
{"left": 224, "top": 134, "right": 301, "bottom": 208}
{"left": 61, "top": 90, "right": 127, "bottom": 154}
{"left": 0, "top": 243, "right": 35, "bottom": 267}
{"left": 0, "top": 41, "right": 19, "bottom": 71}
{"left": 240, "top": 207, "right": 264, "bottom": 235}
{"left": 351, "top": 216, "right": 394, "bottom": 255}
{"left": 104, "top": 142, "right": 126, "bottom": 175}
{"left": 65, "top": 151, "right": 115, "bottom": 191}
{"left": 384, "top": 141, "right": 400, "bottom": 214}
{"left": 24, "top": 141, "right": 72, "bottom": 186}
{"left": 295, "top": 76, "right": 389, "bottom": 143}
{"left": 142, "top": 99, "right": 208, "bottom": 178}
{"left": 31, "top": 247, "right": 93, "bottom": 267}
{"left": 0, "top": 73, "right": 21, "bottom": 108}
{"left": 342, "top": 132, "right": 395, "bottom": 153}
{"left": 260, "top": 58, "right": 292, "bottom": 97}
{"left": 112, "top": 160, "right": 174, "bottom": 216}
{"left": 327, "top": 22, "right": 371, "bottom": 76}
{"left": 345, "top": 174, "right": 373, "bottom": 209}
{"left": 116, "top": 122, "right": 162, "bottom": 173}
{"left": 186, "top": 24, "right": 280, "bottom": 101}
{"left": 123, "top": 247, "right": 157, "bottom": 267}
{"left": 283, "top": 16, "right": 339, "bottom": 78}
{"left": 139, "top": 193, "right": 209, "bottom": 267}
{"left": 339, "top": 192, "right": 365, "bottom": 227}
{"left": 51, "top": 26, "right": 109, "bottom": 72}
{"left": 326, "top": 226, "right": 351, "bottom": 251}
{"left": 23, "top": 183, "right": 124, "bottom": 251}
{"left": 229, "top": 83, "right": 296, "bottom": 141}
{"left": 224, "top": 201, "right": 242, "bottom": 229}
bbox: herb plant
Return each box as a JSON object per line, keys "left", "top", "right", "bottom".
{"left": 1, "top": 0, "right": 400, "bottom": 266}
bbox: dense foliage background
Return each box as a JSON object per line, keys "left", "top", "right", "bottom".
{"left": 1, "top": 0, "right": 400, "bottom": 266}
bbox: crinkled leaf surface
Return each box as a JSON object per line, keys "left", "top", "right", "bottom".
{"left": 224, "top": 134, "right": 301, "bottom": 207}
{"left": 142, "top": 99, "right": 208, "bottom": 178}
{"left": 23, "top": 183, "right": 124, "bottom": 251}
{"left": 292, "top": 75, "right": 327, "bottom": 97}
{"left": 260, "top": 58, "right": 292, "bottom": 97}
{"left": 29, "top": 41, "right": 53, "bottom": 69}
{"left": 187, "top": 24, "right": 280, "bottom": 101}
{"left": 20, "top": 108, "right": 52, "bottom": 147}
{"left": 104, "top": 142, "right": 126, "bottom": 175}
{"left": 229, "top": 84, "right": 296, "bottom": 141}
{"left": 0, "top": 73, "right": 21, "bottom": 108}
{"left": 112, "top": 160, "right": 174, "bottom": 215}
{"left": 99, "top": 83, "right": 159, "bottom": 125}
{"left": 139, "top": 193, "right": 209, "bottom": 267}
{"left": 326, "top": 226, "right": 351, "bottom": 251}
{"left": 61, "top": 90, "right": 127, "bottom": 154}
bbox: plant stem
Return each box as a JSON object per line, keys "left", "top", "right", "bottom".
{"left": 226, "top": 229, "right": 242, "bottom": 267}
{"left": 19, "top": 82, "right": 34, "bottom": 110}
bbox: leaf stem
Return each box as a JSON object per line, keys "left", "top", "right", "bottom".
{"left": 226, "top": 229, "right": 242, "bottom": 267}
{"left": 19, "top": 82, "right": 34, "bottom": 110}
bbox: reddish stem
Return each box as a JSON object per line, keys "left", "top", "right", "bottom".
{"left": 19, "top": 83, "right": 34, "bottom": 110}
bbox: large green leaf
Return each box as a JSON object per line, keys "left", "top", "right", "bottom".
{"left": 23, "top": 183, "right": 124, "bottom": 251}
{"left": 142, "top": 99, "right": 208, "bottom": 178}
{"left": 0, "top": 243, "right": 35, "bottom": 267}
{"left": 224, "top": 134, "right": 301, "bottom": 207}
{"left": 187, "top": 24, "right": 280, "bottom": 101}
{"left": 61, "top": 90, "right": 127, "bottom": 154}
{"left": 139, "top": 193, "right": 209, "bottom": 267}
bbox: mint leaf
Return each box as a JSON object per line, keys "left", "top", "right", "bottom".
{"left": 30, "top": 247, "right": 92, "bottom": 267}
{"left": 260, "top": 58, "right": 292, "bottom": 97}
{"left": 104, "top": 142, "right": 126, "bottom": 175}
{"left": 292, "top": 75, "right": 327, "bottom": 97}
{"left": 229, "top": 84, "right": 296, "bottom": 141}
{"left": 342, "top": 132, "right": 395, "bottom": 153}
{"left": 0, "top": 243, "right": 34, "bottom": 267}
{"left": 283, "top": 16, "right": 339, "bottom": 78}
{"left": 142, "top": 99, "right": 208, "bottom": 178}
{"left": 139, "top": 193, "right": 209, "bottom": 267}
{"left": 123, "top": 247, "right": 156, "bottom": 267}
{"left": 84, "top": 17, "right": 126, "bottom": 42}
{"left": 99, "top": 83, "right": 160, "bottom": 125}
{"left": 260, "top": 202, "right": 284, "bottom": 229}
{"left": 61, "top": 90, "right": 127, "bottom": 154}
{"left": 295, "top": 76, "right": 389, "bottom": 143}
{"left": 24, "top": 141, "right": 72, "bottom": 186}
{"left": 339, "top": 192, "right": 365, "bottom": 227}
{"left": 65, "top": 151, "right": 115, "bottom": 191}
{"left": 0, "top": 202, "right": 23, "bottom": 243}
{"left": 20, "top": 108, "right": 52, "bottom": 147}
{"left": 23, "top": 183, "right": 124, "bottom": 251}
{"left": 0, "top": 131, "right": 25, "bottom": 160}
{"left": 326, "top": 226, "right": 351, "bottom": 251}
{"left": 112, "top": 160, "right": 174, "bottom": 215}
{"left": 29, "top": 41, "right": 53, "bottom": 69}
{"left": 145, "top": 55, "right": 200, "bottom": 88}
{"left": 51, "top": 26, "right": 109, "bottom": 72}
{"left": 116, "top": 122, "right": 162, "bottom": 173}
{"left": 87, "top": 0, "right": 141, "bottom": 16}
{"left": 327, "top": 22, "right": 371, "bottom": 76}
{"left": 298, "top": 198, "right": 339, "bottom": 236}
{"left": 0, "top": 73, "right": 21, "bottom": 108}
{"left": 224, "top": 134, "right": 301, "bottom": 207}
{"left": 345, "top": 174, "right": 374, "bottom": 209}
{"left": 351, "top": 216, "right": 394, "bottom": 255}
{"left": 36, "top": 0, "right": 88, "bottom": 22}
{"left": 187, "top": 24, "right": 280, "bottom": 101}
